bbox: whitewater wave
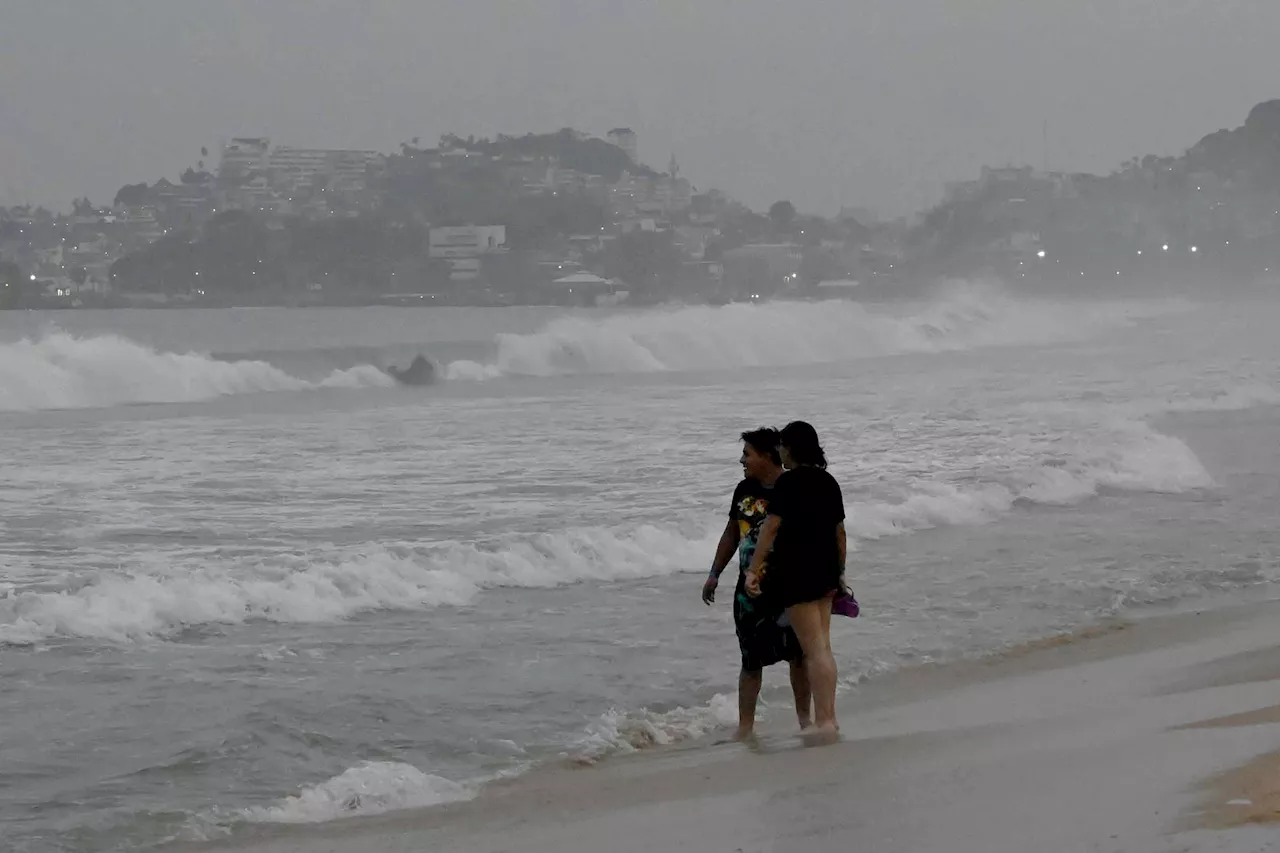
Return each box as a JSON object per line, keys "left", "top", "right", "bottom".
{"left": 221, "top": 656, "right": 921, "bottom": 831}
{"left": 0, "top": 525, "right": 717, "bottom": 645}
{"left": 1014, "top": 381, "right": 1280, "bottom": 422}
{"left": 846, "top": 422, "right": 1213, "bottom": 540}
{"left": 1145, "top": 383, "right": 1280, "bottom": 416}
{"left": 240, "top": 762, "right": 474, "bottom": 824}
{"left": 569, "top": 693, "right": 739, "bottom": 764}
{"left": 0, "top": 421, "right": 1212, "bottom": 646}
{"left": 564, "top": 655, "right": 901, "bottom": 765}
{"left": 444, "top": 283, "right": 1194, "bottom": 380}
{"left": 0, "top": 332, "right": 393, "bottom": 412}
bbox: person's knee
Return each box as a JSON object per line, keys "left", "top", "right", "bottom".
{"left": 740, "top": 667, "right": 763, "bottom": 681}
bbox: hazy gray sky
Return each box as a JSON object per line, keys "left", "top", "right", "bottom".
{"left": 2, "top": 0, "right": 1278, "bottom": 216}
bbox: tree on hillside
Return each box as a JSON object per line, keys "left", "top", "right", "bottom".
{"left": 603, "top": 229, "right": 681, "bottom": 291}
{"left": 504, "top": 194, "right": 608, "bottom": 249}
{"left": 0, "top": 260, "right": 22, "bottom": 288}
{"left": 768, "top": 200, "right": 796, "bottom": 232}
{"left": 114, "top": 183, "right": 151, "bottom": 208}
{"left": 0, "top": 260, "right": 34, "bottom": 308}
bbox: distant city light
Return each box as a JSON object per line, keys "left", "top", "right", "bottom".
{"left": 1190, "top": 246, "right": 1198, "bottom": 253}
{"left": 29, "top": 274, "right": 36, "bottom": 281}
{"left": 1037, "top": 250, "right": 1046, "bottom": 258}
{"left": 1137, "top": 250, "right": 1143, "bottom": 255}
{"left": 1162, "top": 244, "right": 1169, "bottom": 251}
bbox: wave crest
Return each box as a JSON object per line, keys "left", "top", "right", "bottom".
{"left": 0, "top": 331, "right": 392, "bottom": 412}
{"left": 446, "top": 284, "right": 1193, "bottom": 379}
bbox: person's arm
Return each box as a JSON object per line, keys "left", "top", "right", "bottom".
{"left": 702, "top": 518, "right": 740, "bottom": 604}
{"left": 744, "top": 514, "right": 779, "bottom": 596}
{"left": 835, "top": 521, "right": 847, "bottom": 588}
{"left": 833, "top": 476, "right": 847, "bottom": 584}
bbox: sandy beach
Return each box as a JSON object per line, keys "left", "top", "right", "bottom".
{"left": 172, "top": 599, "right": 1280, "bottom": 853}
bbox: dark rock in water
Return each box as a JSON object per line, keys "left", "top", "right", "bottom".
{"left": 386, "top": 354, "right": 436, "bottom": 386}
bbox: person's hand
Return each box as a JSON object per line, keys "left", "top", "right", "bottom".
{"left": 701, "top": 575, "right": 718, "bottom": 605}
{"left": 745, "top": 569, "right": 762, "bottom": 597}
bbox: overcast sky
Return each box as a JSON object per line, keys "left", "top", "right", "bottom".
{"left": 2, "top": 0, "right": 1278, "bottom": 217}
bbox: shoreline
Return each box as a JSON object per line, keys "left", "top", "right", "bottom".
{"left": 175, "top": 596, "right": 1280, "bottom": 853}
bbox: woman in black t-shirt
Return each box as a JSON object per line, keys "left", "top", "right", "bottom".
{"left": 745, "top": 421, "right": 845, "bottom": 740}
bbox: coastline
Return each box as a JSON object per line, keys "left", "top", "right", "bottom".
{"left": 175, "top": 597, "right": 1280, "bottom": 853}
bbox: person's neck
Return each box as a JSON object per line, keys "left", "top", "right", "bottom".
{"left": 760, "top": 467, "right": 782, "bottom": 486}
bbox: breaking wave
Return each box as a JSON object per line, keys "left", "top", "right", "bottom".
{"left": 0, "top": 422, "right": 1212, "bottom": 646}
{"left": 0, "top": 286, "right": 1197, "bottom": 408}
{"left": 0, "top": 331, "right": 393, "bottom": 412}
{"left": 846, "top": 422, "right": 1214, "bottom": 539}
{"left": 444, "top": 283, "right": 1194, "bottom": 379}
{"left": 0, "top": 525, "right": 717, "bottom": 645}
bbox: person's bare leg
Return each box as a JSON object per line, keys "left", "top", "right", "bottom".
{"left": 818, "top": 600, "right": 834, "bottom": 730}
{"left": 788, "top": 659, "right": 813, "bottom": 730}
{"left": 788, "top": 596, "right": 839, "bottom": 738}
{"left": 735, "top": 668, "right": 763, "bottom": 740}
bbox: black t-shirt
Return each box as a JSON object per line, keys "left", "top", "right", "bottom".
{"left": 768, "top": 466, "right": 845, "bottom": 573}
{"left": 728, "top": 477, "right": 776, "bottom": 578}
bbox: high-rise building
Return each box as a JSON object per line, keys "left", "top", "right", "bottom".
{"left": 218, "top": 138, "right": 270, "bottom": 183}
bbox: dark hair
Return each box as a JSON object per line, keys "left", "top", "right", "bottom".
{"left": 740, "top": 428, "right": 782, "bottom": 466}
{"left": 779, "top": 420, "right": 827, "bottom": 468}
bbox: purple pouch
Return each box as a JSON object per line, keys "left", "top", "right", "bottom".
{"left": 832, "top": 589, "right": 860, "bottom": 618}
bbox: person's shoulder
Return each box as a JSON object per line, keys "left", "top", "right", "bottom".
{"left": 732, "top": 477, "right": 756, "bottom": 498}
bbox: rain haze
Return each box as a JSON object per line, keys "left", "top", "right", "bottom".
{"left": 7, "top": 3, "right": 1280, "bottom": 853}
{"left": 2, "top": 0, "right": 1280, "bottom": 214}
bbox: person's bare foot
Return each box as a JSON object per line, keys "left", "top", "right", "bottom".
{"left": 800, "top": 723, "right": 840, "bottom": 746}
{"left": 731, "top": 726, "right": 756, "bottom": 742}
{"left": 798, "top": 719, "right": 815, "bottom": 732}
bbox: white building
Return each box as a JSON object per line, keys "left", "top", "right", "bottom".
{"left": 268, "top": 147, "right": 381, "bottom": 193}
{"left": 428, "top": 225, "right": 507, "bottom": 258}
{"left": 219, "top": 138, "right": 271, "bottom": 182}
{"left": 428, "top": 225, "right": 508, "bottom": 282}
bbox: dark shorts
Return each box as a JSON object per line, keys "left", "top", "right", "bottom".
{"left": 733, "top": 578, "right": 804, "bottom": 672}
{"left": 766, "top": 561, "right": 842, "bottom": 610}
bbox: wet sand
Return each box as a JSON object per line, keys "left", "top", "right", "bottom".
{"left": 179, "top": 599, "right": 1280, "bottom": 853}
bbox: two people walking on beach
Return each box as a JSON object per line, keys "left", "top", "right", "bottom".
{"left": 703, "top": 421, "right": 848, "bottom": 743}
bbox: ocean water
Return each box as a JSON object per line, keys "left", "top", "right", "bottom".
{"left": 3, "top": 281, "right": 1280, "bottom": 852}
